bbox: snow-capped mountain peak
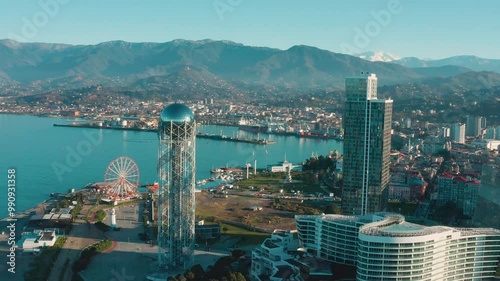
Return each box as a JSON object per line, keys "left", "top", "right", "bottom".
{"left": 356, "top": 51, "right": 401, "bottom": 62}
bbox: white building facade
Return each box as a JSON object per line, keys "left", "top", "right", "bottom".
{"left": 250, "top": 230, "right": 301, "bottom": 281}
{"left": 296, "top": 213, "right": 500, "bottom": 281}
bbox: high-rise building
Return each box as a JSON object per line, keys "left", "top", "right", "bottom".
{"left": 439, "top": 126, "right": 450, "bottom": 140}
{"left": 403, "top": 117, "right": 412, "bottom": 129}
{"left": 466, "top": 116, "right": 486, "bottom": 137}
{"left": 485, "top": 127, "right": 496, "bottom": 139}
{"left": 157, "top": 103, "right": 196, "bottom": 270}
{"left": 450, "top": 123, "right": 466, "bottom": 144}
{"left": 341, "top": 73, "right": 392, "bottom": 215}
{"left": 296, "top": 213, "right": 500, "bottom": 281}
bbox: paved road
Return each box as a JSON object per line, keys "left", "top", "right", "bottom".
{"left": 81, "top": 203, "right": 154, "bottom": 280}
{"left": 47, "top": 205, "right": 104, "bottom": 281}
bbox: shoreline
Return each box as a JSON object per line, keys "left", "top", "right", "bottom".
{"left": 53, "top": 123, "right": 277, "bottom": 145}
{"left": 0, "top": 113, "right": 343, "bottom": 141}
{"left": 0, "top": 199, "right": 55, "bottom": 222}
{"left": 0, "top": 185, "right": 91, "bottom": 222}
{"left": 0, "top": 180, "right": 221, "bottom": 223}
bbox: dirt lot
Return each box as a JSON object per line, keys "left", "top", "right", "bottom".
{"left": 195, "top": 191, "right": 297, "bottom": 231}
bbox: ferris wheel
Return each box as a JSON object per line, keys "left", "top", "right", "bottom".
{"left": 104, "top": 156, "right": 140, "bottom": 199}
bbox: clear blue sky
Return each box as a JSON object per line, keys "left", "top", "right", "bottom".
{"left": 1, "top": 0, "right": 499, "bottom": 59}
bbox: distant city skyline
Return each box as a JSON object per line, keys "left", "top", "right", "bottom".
{"left": 1, "top": 0, "right": 499, "bottom": 59}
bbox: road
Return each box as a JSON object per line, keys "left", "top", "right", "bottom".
{"left": 47, "top": 205, "right": 104, "bottom": 281}
{"left": 80, "top": 203, "right": 155, "bottom": 280}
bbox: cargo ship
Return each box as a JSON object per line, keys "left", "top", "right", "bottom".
{"left": 238, "top": 118, "right": 268, "bottom": 133}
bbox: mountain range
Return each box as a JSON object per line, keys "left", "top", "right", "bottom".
{"left": 355, "top": 50, "right": 500, "bottom": 73}
{"left": 393, "top": 55, "right": 500, "bottom": 73}
{"left": 1, "top": 39, "right": 500, "bottom": 95}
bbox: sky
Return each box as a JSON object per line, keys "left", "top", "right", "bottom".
{"left": 1, "top": 0, "right": 499, "bottom": 59}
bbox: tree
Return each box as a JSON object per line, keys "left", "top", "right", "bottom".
{"left": 324, "top": 204, "right": 341, "bottom": 214}
{"left": 433, "top": 149, "right": 451, "bottom": 161}
{"left": 227, "top": 272, "right": 246, "bottom": 281}
{"left": 184, "top": 271, "right": 195, "bottom": 280}
{"left": 176, "top": 274, "right": 187, "bottom": 281}
{"left": 94, "top": 210, "right": 106, "bottom": 222}
{"left": 189, "top": 264, "right": 205, "bottom": 280}
{"left": 231, "top": 249, "right": 245, "bottom": 259}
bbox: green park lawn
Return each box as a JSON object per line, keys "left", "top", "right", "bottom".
{"left": 219, "top": 223, "right": 270, "bottom": 246}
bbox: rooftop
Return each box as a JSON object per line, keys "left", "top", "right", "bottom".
{"left": 39, "top": 231, "right": 55, "bottom": 241}
{"left": 454, "top": 228, "right": 500, "bottom": 237}
{"left": 263, "top": 238, "right": 280, "bottom": 249}
{"left": 272, "top": 229, "right": 292, "bottom": 237}
{"left": 381, "top": 222, "right": 426, "bottom": 233}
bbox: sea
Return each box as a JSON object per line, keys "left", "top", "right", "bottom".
{"left": 0, "top": 114, "right": 342, "bottom": 218}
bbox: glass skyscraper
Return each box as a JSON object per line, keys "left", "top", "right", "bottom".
{"left": 341, "top": 73, "right": 393, "bottom": 215}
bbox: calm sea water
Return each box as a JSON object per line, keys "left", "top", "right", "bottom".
{"left": 0, "top": 114, "right": 342, "bottom": 218}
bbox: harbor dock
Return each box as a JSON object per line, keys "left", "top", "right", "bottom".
{"left": 53, "top": 123, "right": 275, "bottom": 145}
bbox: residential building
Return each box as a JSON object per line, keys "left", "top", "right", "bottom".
{"left": 388, "top": 183, "right": 412, "bottom": 201}
{"left": 437, "top": 173, "right": 480, "bottom": 217}
{"left": 341, "top": 73, "right": 393, "bottom": 215}
{"left": 403, "top": 117, "right": 412, "bottom": 129}
{"left": 422, "top": 136, "right": 449, "bottom": 155}
{"left": 485, "top": 127, "right": 496, "bottom": 140}
{"left": 250, "top": 230, "right": 333, "bottom": 281}
{"left": 474, "top": 164, "right": 500, "bottom": 229}
{"left": 450, "top": 123, "right": 466, "bottom": 144}
{"left": 20, "top": 229, "right": 57, "bottom": 252}
{"left": 466, "top": 116, "right": 486, "bottom": 137}
{"left": 440, "top": 126, "right": 451, "bottom": 140}
{"left": 470, "top": 139, "right": 500, "bottom": 151}
{"left": 296, "top": 213, "right": 500, "bottom": 281}
{"left": 388, "top": 171, "right": 427, "bottom": 201}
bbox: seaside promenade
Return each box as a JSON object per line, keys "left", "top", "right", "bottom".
{"left": 47, "top": 204, "right": 104, "bottom": 281}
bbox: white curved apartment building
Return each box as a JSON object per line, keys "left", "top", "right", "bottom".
{"left": 296, "top": 213, "right": 500, "bottom": 281}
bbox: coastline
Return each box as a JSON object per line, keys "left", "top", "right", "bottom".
{"left": 0, "top": 113, "right": 343, "bottom": 141}
{"left": 53, "top": 123, "right": 277, "bottom": 145}
{"left": 0, "top": 198, "right": 54, "bottom": 222}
